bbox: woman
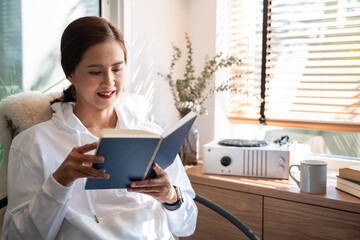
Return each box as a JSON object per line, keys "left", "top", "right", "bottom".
{"left": 2, "top": 16, "right": 197, "bottom": 239}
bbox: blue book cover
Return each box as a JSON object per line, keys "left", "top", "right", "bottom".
{"left": 85, "top": 111, "right": 197, "bottom": 189}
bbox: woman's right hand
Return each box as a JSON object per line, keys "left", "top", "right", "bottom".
{"left": 52, "top": 142, "right": 109, "bottom": 187}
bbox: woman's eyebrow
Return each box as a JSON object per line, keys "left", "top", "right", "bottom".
{"left": 86, "top": 61, "right": 124, "bottom": 68}
{"left": 86, "top": 64, "right": 102, "bottom": 68}
{"left": 112, "top": 61, "right": 125, "bottom": 66}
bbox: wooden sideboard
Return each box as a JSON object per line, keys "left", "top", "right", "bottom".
{"left": 182, "top": 162, "right": 360, "bottom": 240}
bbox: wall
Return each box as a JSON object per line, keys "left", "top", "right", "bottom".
{"left": 123, "top": 0, "right": 188, "bottom": 129}
{"left": 125, "top": 0, "right": 218, "bottom": 156}
{"left": 186, "top": 0, "right": 217, "bottom": 156}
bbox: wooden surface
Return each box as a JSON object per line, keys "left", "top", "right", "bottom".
{"left": 184, "top": 162, "right": 360, "bottom": 240}
{"left": 185, "top": 162, "right": 360, "bottom": 213}
{"left": 186, "top": 183, "right": 262, "bottom": 240}
{"left": 263, "top": 197, "right": 360, "bottom": 240}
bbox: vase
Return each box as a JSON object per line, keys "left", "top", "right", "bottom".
{"left": 179, "top": 126, "right": 199, "bottom": 165}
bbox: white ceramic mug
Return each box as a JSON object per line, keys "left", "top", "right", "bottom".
{"left": 288, "top": 160, "right": 327, "bottom": 194}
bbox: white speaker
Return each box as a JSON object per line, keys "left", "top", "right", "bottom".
{"left": 204, "top": 140, "right": 297, "bottom": 179}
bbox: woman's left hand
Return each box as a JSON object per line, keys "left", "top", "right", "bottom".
{"left": 127, "top": 163, "right": 178, "bottom": 204}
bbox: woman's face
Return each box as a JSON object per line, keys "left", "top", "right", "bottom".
{"left": 68, "top": 40, "right": 126, "bottom": 113}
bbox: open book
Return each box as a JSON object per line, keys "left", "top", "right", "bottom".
{"left": 85, "top": 111, "right": 197, "bottom": 189}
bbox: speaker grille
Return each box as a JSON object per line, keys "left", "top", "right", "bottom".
{"left": 243, "top": 150, "right": 268, "bottom": 177}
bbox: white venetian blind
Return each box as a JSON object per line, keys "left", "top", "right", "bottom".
{"left": 229, "top": 0, "right": 360, "bottom": 132}
{"left": 229, "top": 0, "right": 264, "bottom": 123}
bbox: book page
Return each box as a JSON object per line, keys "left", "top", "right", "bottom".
{"left": 144, "top": 112, "right": 197, "bottom": 180}
{"left": 161, "top": 111, "right": 197, "bottom": 138}
{"left": 100, "top": 129, "right": 159, "bottom": 138}
{"left": 347, "top": 166, "right": 360, "bottom": 171}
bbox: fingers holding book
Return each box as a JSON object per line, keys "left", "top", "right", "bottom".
{"left": 53, "top": 142, "right": 110, "bottom": 187}
{"left": 127, "top": 163, "right": 178, "bottom": 205}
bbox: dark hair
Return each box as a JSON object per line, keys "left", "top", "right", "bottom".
{"left": 52, "top": 16, "right": 127, "bottom": 104}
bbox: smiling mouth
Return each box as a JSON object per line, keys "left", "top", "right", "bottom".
{"left": 97, "top": 90, "right": 116, "bottom": 98}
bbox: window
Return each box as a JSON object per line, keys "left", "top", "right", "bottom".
{"left": 0, "top": 0, "right": 22, "bottom": 96}
{"left": 0, "top": 0, "right": 100, "bottom": 98}
{"left": 229, "top": 0, "right": 360, "bottom": 133}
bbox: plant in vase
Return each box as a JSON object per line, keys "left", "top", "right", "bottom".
{"left": 158, "top": 33, "right": 242, "bottom": 165}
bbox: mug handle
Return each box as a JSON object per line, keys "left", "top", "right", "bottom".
{"left": 289, "top": 164, "right": 301, "bottom": 188}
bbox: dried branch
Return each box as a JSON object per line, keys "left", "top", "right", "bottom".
{"left": 158, "top": 33, "right": 243, "bottom": 117}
